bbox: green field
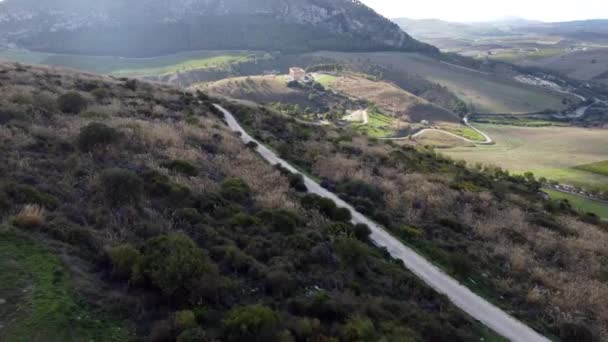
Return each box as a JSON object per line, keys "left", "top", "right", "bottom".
{"left": 543, "top": 189, "right": 608, "bottom": 219}
{"left": 575, "top": 160, "right": 608, "bottom": 177}
{"left": 0, "top": 228, "right": 134, "bottom": 341}
{"left": 0, "top": 48, "right": 268, "bottom": 76}
{"left": 355, "top": 111, "right": 395, "bottom": 138}
{"left": 442, "top": 124, "right": 608, "bottom": 191}
{"left": 444, "top": 126, "right": 486, "bottom": 142}
{"left": 314, "top": 74, "right": 338, "bottom": 87}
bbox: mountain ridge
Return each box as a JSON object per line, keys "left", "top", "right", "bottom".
{"left": 0, "top": 0, "right": 438, "bottom": 57}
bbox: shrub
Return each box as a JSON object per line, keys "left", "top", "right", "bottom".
{"left": 334, "top": 238, "right": 368, "bottom": 266}
{"left": 160, "top": 160, "right": 198, "bottom": 177}
{"left": 559, "top": 323, "right": 594, "bottom": 342}
{"left": 91, "top": 87, "right": 110, "bottom": 101}
{"left": 106, "top": 244, "right": 141, "bottom": 280}
{"left": 332, "top": 207, "right": 352, "bottom": 222}
{"left": 259, "top": 209, "right": 302, "bottom": 234}
{"left": 99, "top": 169, "right": 144, "bottom": 206}
{"left": 177, "top": 327, "right": 208, "bottom": 342}
{"left": 343, "top": 316, "right": 377, "bottom": 341}
{"left": 220, "top": 178, "right": 251, "bottom": 203}
{"left": 223, "top": 305, "right": 280, "bottom": 342}
{"left": 143, "top": 170, "right": 191, "bottom": 202}
{"left": 13, "top": 204, "right": 45, "bottom": 229}
{"left": 174, "top": 310, "right": 198, "bottom": 331}
{"left": 57, "top": 92, "right": 88, "bottom": 114}
{"left": 77, "top": 123, "right": 121, "bottom": 152}
{"left": 5, "top": 184, "right": 58, "bottom": 209}
{"left": 141, "top": 233, "right": 216, "bottom": 299}
{"left": 288, "top": 173, "right": 307, "bottom": 192}
{"left": 353, "top": 224, "right": 372, "bottom": 241}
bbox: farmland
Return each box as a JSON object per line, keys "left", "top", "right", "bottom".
{"left": 575, "top": 160, "right": 608, "bottom": 176}
{"left": 441, "top": 124, "right": 608, "bottom": 191}
{"left": 313, "top": 51, "right": 577, "bottom": 114}
{"left": 0, "top": 48, "right": 266, "bottom": 76}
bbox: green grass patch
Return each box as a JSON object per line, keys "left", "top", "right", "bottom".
{"left": 0, "top": 48, "right": 270, "bottom": 76}
{"left": 355, "top": 111, "right": 395, "bottom": 138}
{"left": 543, "top": 188, "right": 608, "bottom": 219}
{"left": 574, "top": 160, "right": 608, "bottom": 177}
{"left": 0, "top": 229, "right": 135, "bottom": 342}
{"left": 444, "top": 126, "right": 485, "bottom": 142}
{"left": 472, "top": 116, "right": 569, "bottom": 127}
{"left": 314, "top": 74, "right": 337, "bottom": 87}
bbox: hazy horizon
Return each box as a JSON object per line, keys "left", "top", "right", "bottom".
{"left": 360, "top": 0, "right": 608, "bottom": 23}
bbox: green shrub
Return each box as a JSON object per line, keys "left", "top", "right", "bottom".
{"left": 174, "top": 310, "right": 198, "bottom": 331}
{"left": 559, "top": 323, "right": 594, "bottom": 342}
{"left": 57, "top": 92, "right": 88, "bottom": 114}
{"left": 334, "top": 238, "right": 368, "bottom": 266}
{"left": 220, "top": 178, "right": 251, "bottom": 203}
{"left": 160, "top": 160, "right": 198, "bottom": 177}
{"left": 343, "top": 316, "right": 377, "bottom": 341}
{"left": 223, "top": 305, "right": 280, "bottom": 342}
{"left": 177, "top": 327, "right": 208, "bottom": 342}
{"left": 141, "top": 233, "right": 216, "bottom": 299}
{"left": 91, "top": 87, "right": 110, "bottom": 101}
{"left": 99, "top": 169, "right": 143, "bottom": 206}
{"left": 77, "top": 123, "right": 121, "bottom": 152}
{"left": 107, "top": 244, "right": 141, "bottom": 280}
{"left": 143, "top": 170, "right": 191, "bottom": 202}
{"left": 332, "top": 207, "right": 352, "bottom": 222}
{"left": 353, "top": 224, "right": 372, "bottom": 241}
{"left": 5, "top": 183, "right": 59, "bottom": 209}
{"left": 259, "top": 209, "right": 302, "bottom": 234}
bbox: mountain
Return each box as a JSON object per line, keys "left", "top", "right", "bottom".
{"left": 0, "top": 0, "right": 437, "bottom": 57}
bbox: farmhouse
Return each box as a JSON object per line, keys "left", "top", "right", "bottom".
{"left": 289, "top": 67, "right": 306, "bottom": 81}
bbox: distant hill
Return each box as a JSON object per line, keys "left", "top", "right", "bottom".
{"left": 0, "top": 0, "right": 437, "bottom": 57}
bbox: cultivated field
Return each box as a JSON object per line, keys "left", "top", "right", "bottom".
{"left": 0, "top": 48, "right": 266, "bottom": 76}
{"left": 442, "top": 124, "right": 608, "bottom": 191}
{"left": 314, "top": 52, "right": 577, "bottom": 114}
{"left": 521, "top": 48, "right": 608, "bottom": 82}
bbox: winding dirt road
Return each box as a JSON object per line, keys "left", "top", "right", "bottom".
{"left": 215, "top": 104, "right": 549, "bottom": 342}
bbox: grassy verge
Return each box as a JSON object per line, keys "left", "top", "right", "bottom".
{"left": 471, "top": 116, "right": 569, "bottom": 127}
{"left": 0, "top": 228, "right": 135, "bottom": 342}
{"left": 543, "top": 188, "right": 608, "bottom": 219}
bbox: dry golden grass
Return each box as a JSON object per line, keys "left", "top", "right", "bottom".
{"left": 14, "top": 204, "right": 46, "bottom": 229}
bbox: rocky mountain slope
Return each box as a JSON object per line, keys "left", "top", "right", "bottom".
{"left": 0, "top": 0, "right": 437, "bottom": 56}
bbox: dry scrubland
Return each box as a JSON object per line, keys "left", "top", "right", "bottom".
{"left": 313, "top": 52, "right": 576, "bottom": 114}
{"left": 443, "top": 124, "right": 608, "bottom": 191}
{"left": 0, "top": 61, "right": 504, "bottom": 341}
{"left": 230, "top": 103, "right": 608, "bottom": 340}
{"left": 521, "top": 48, "right": 608, "bottom": 82}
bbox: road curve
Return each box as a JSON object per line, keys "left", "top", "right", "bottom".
{"left": 215, "top": 104, "right": 549, "bottom": 342}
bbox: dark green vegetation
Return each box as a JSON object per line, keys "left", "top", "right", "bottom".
{"left": 0, "top": 0, "right": 435, "bottom": 57}
{"left": 223, "top": 100, "right": 608, "bottom": 340}
{"left": 0, "top": 62, "right": 501, "bottom": 341}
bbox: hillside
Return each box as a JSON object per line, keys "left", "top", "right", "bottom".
{"left": 0, "top": 61, "right": 509, "bottom": 341}
{"left": 0, "top": 0, "right": 437, "bottom": 57}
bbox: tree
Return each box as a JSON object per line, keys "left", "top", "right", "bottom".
{"left": 78, "top": 123, "right": 121, "bottom": 152}
{"left": 223, "top": 305, "right": 281, "bottom": 342}
{"left": 141, "top": 233, "right": 216, "bottom": 300}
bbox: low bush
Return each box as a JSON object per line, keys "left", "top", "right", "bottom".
{"left": 107, "top": 244, "right": 141, "bottom": 280}
{"left": 99, "top": 169, "right": 144, "bottom": 206}
{"left": 77, "top": 123, "right": 121, "bottom": 152}
{"left": 160, "top": 160, "right": 198, "bottom": 177}
{"left": 143, "top": 170, "right": 191, "bottom": 202}
{"left": 259, "top": 209, "right": 302, "bottom": 234}
{"left": 220, "top": 178, "right": 251, "bottom": 203}
{"left": 141, "top": 233, "right": 216, "bottom": 300}
{"left": 353, "top": 223, "right": 372, "bottom": 241}
{"left": 5, "top": 183, "right": 59, "bottom": 209}
{"left": 223, "top": 305, "right": 280, "bottom": 342}
{"left": 57, "top": 92, "right": 88, "bottom": 114}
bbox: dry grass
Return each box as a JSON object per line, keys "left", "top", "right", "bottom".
{"left": 14, "top": 204, "right": 46, "bottom": 229}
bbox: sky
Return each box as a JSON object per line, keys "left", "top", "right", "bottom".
{"left": 360, "top": 0, "right": 608, "bottom": 23}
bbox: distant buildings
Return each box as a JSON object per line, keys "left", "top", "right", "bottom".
{"left": 289, "top": 67, "right": 306, "bottom": 82}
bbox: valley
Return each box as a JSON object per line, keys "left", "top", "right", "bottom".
{"left": 0, "top": 1, "right": 607, "bottom": 341}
